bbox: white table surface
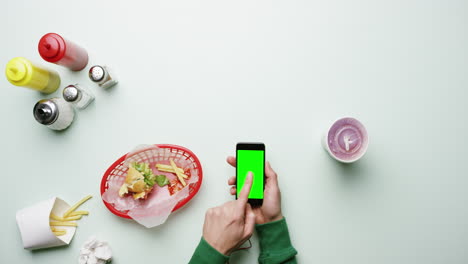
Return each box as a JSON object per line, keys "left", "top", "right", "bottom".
{"left": 1, "top": 0, "right": 468, "bottom": 263}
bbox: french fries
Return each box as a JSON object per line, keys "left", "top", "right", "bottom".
{"left": 53, "top": 231, "right": 66, "bottom": 236}
{"left": 69, "top": 211, "right": 89, "bottom": 216}
{"left": 51, "top": 227, "right": 67, "bottom": 236}
{"left": 50, "top": 221, "right": 77, "bottom": 227}
{"left": 63, "top": 195, "right": 92, "bottom": 218}
{"left": 156, "top": 160, "right": 189, "bottom": 187}
{"left": 155, "top": 164, "right": 188, "bottom": 179}
{"left": 170, "top": 159, "right": 186, "bottom": 187}
{"left": 50, "top": 213, "right": 82, "bottom": 221}
{"left": 155, "top": 164, "right": 184, "bottom": 173}
{"left": 49, "top": 195, "right": 92, "bottom": 237}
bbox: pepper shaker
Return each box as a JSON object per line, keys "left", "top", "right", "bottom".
{"left": 63, "top": 84, "right": 95, "bottom": 109}
{"left": 33, "top": 98, "right": 74, "bottom": 130}
{"left": 89, "top": 65, "right": 118, "bottom": 89}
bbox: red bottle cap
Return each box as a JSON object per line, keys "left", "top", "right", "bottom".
{"left": 38, "top": 33, "right": 66, "bottom": 62}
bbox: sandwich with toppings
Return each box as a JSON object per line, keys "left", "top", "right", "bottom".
{"left": 119, "top": 162, "right": 169, "bottom": 200}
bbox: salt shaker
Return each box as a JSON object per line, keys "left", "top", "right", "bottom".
{"left": 62, "top": 84, "right": 95, "bottom": 109}
{"left": 33, "top": 98, "right": 75, "bottom": 130}
{"left": 89, "top": 65, "right": 118, "bottom": 89}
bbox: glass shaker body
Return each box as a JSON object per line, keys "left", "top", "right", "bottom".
{"left": 89, "top": 65, "right": 118, "bottom": 89}
{"left": 63, "top": 84, "right": 95, "bottom": 109}
{"left": 33, "top": 98, "right": 75, "bottom": 130}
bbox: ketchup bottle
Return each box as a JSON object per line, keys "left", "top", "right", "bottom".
{"left": 38, "top": 33, "right": 88, "bottom": 71}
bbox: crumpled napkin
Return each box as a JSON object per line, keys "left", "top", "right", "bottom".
{"left": 78, "top": 236, "right": 112, "bottom": 264}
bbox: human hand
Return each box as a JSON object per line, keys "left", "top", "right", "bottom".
{"left": 227, "top": 156, "right": 283, "bottom": 225}
{"left": 202, "top": 172, "right": 256, "bottom": 255}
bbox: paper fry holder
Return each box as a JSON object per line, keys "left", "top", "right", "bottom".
{"left": 16, "top": 197, "right": 77, "bottom": 250}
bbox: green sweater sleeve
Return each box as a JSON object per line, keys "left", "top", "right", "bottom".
{"left": 188, "top": 237, "right": 229, "bottom": 264}
{"left": 255, "top": 218, "right": 298, "bottom": 264}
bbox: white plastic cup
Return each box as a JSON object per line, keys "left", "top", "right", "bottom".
{"left": 322, "top": 117, "right": 369, "bottom": 163}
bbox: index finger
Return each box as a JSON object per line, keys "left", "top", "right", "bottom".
{"left": 237, "top": 172, "right": 253, "bottom": 206}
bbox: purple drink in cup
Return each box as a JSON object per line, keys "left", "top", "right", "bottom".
{"left": 323, "top": 117, "right": 369, "bottom": 163}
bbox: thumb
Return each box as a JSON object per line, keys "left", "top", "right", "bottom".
{"left": 243, "top": 203, "right": 256, "bottom": 238}
{"left": 265, "top": 161, "right": 278, "bottom": 186}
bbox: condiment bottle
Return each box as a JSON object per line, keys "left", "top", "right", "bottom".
{"left": 89, "top": 65, "right": 118, "bottom": 89}
{"left": 5, "top": 57, "right": 60, "bottom": 94}
{"left": 33, "top": 98, "right": 75, "bottom": 130}
{"left": 63, "top": 84, "right": 95, "bottom": 109}
{"left": 38, "top": 33, "right": 88, "bottom": 71}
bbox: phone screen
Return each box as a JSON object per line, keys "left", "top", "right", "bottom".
{"left": 237, "top": 149, "right": 265, "bottom": 199}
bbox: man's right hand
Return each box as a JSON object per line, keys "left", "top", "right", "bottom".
{"left": 202, "top": 172, "right": 256, "bottom": 255}
{"left": 227, "top": 157, "right": 283, "bottom": 224}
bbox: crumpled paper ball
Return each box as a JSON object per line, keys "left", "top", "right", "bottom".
{"left": 78, "top": 236, "right": 112, "bottom": 264}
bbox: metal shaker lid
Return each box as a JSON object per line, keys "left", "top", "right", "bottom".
{"left": 89, "top": 65, "right": 105, "bottom": 82}
{"left": 63, "top": 85, "right": 81, "bottom": 102}
{"left": 33, "top": 99, "right": 59, "bottom": 125}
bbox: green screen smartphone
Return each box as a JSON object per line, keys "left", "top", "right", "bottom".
{"left": 236, "top": 142, "right": 265, "bottom": 207}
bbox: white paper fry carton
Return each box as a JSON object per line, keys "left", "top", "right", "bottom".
{"left": 16, "top": 197, "right": 77, "bottom": 250}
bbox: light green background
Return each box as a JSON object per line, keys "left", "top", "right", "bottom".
{"left": 237, "top": 150, "right": 265, "bottom": 199}
{"left": 1, "top": 0, "right": 468, "bottom": 263}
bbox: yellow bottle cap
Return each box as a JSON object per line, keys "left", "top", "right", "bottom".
{"left": 5, "top": 57, "right": 32, "bottom": 86}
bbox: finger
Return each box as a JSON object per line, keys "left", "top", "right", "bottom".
{"left": 243, "top": 204, "right": 256, "bottom": 238}
{"left": 230, "top": 186, "right": 236, "bottom": 195}
{"left": 265, "top": 161, "right": 278, "bottom": 185}
{"left": 226, "top": 156, "right": 236, "bottom": 168}
{"left": 227, "top": 176, "right": 236, "bottom": 186}
{"left": 237, "top": 172, "right": 253, "bottom": 205}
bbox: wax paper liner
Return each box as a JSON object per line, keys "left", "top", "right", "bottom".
{"left": 102, "top": 145, "right": 199, "bottom": 228}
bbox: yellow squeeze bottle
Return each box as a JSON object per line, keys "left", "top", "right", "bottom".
{"left": 5, "top": 57, "right": 60, "bottom": 94}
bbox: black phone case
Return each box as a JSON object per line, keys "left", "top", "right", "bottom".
{"left": 236, "top": 142, "right": 265, "bottom": 207}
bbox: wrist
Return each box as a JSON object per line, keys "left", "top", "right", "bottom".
{"left": 258, "top": 213, "right": 283, "bottom": 224}
{"left": 191, "top": 238, "right": 230, "bottom": 263}
{"left": 202, "top": 236, "right": 231, "bottom": 256}
{"left": 267, "top": 214, "right": 284, "bottom": 223}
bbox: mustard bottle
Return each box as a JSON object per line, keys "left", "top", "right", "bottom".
{"left": 5, "top": 57, "right": 60, "bottom": 94}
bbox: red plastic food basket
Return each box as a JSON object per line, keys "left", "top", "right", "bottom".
{"left": 100, "top": 144, "right": 203, "bottom": 219}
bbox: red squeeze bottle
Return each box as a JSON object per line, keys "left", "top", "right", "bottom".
{"left": 38, "top": 33, "right": 88, "bottom": 71}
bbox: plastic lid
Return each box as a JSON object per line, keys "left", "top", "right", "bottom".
{"left": 5, "top": 57, "right": 31, "bottom": 85}
{"left": 33, "top": 99, "right": 59, "bottom": 125}
{"left": 38, "top": 33, "right": 66, "bottom": 62}
{"left": 63, "top": 85, "right": 81, "bottom": 102}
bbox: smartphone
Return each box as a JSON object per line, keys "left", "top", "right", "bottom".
{"left": 236, "top": 142, "right": 265, "bottom": 207}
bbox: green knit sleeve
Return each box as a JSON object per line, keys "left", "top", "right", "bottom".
{"left": 188, "top": 237, "right": 230, "bottom": 264}
{"left": 255, "top": 218, "right": 298, "bottom": 264}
